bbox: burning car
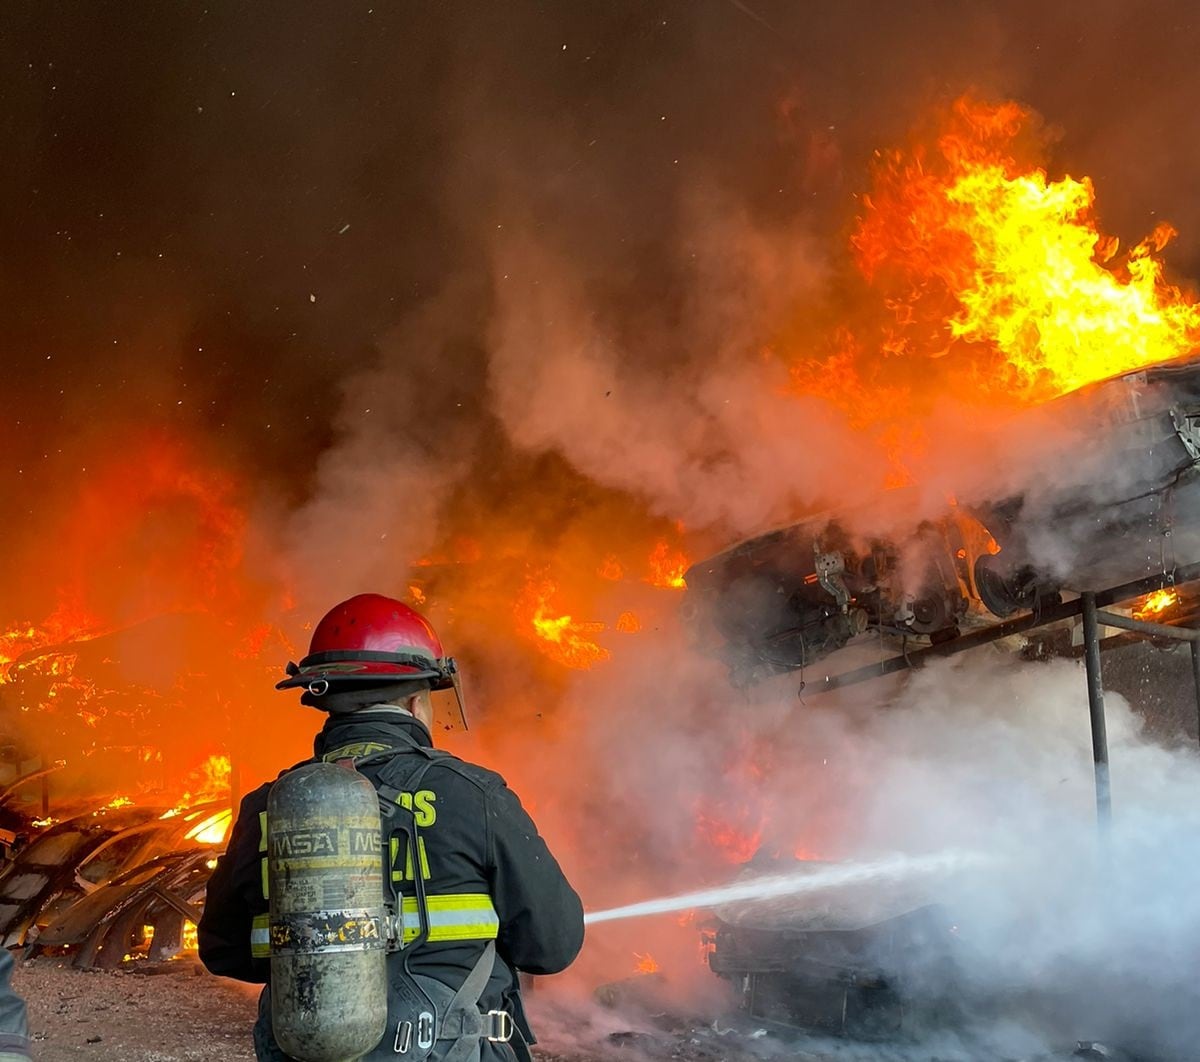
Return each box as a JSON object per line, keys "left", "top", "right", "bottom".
{"left": 685, "top": 353, "right": 1200, "bottom": 684}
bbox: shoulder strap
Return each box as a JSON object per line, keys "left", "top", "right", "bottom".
{"left": 432, "top": 941, "right": 500, "bottom": 1062}
{"left": 348, "top": 743, "right": 443, "bottom": 954}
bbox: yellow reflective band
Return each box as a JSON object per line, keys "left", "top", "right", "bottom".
{"left": 250, "top": 897, "right": 498, "bottom": 953}
{"left": 261, "top": 857, "right": 269, "bottom": 900}
{"left": 398, "top": 893, "right": 499, "bottom": 943}
{"left": 258, "top": 812, "right": 268, "bottom": 853}
{"left": 251, "top": 914, "right": 270, "bottom": 958}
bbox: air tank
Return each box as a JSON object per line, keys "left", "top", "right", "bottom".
{"left": 267, "top": 762, "right": 388, "bottom": 1061}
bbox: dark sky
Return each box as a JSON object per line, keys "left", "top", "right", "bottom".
{"left": 4, "top": 0, "right": 1200, "bottom": 604}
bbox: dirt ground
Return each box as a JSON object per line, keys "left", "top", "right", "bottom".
{"left": 12, "top": 956, "right": 1112, "bottom": 1062}
{"left": 17, "top": 957, "right": 259, "bottom": 1062}
{"left": 15, "top": 958, "right": 595, "bottom": 1062}
{"left": 10, "top": 957, "right": 809, "bottom": 1062}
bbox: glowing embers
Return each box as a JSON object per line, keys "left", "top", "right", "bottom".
{"left": 615, "top": 611, "right": 642, "bottom": 634}
{"left": 1132, "top": 587, "right": 1181, "bottom": 621}
{"left": 633, "top": 952, "right": 660, "bottom": 975}
{"left": 853, "top": 96, "right": 1200, "bottom": 401}
{"left": 518, "top": 578, "right": 610, "bottom": 671}
{"left": 0, "top": 603, "right": 105, "bottom": 685}
{"left": 646, "top": 541, "right": 689, "bottom": 590}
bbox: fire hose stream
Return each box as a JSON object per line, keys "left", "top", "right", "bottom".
{"left": 582, "top": 849, "right": 988, "bottom": 926}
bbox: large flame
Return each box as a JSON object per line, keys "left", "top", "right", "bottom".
{"left": 4, "top": 96, "right": 1198, "bottom": 948}
{"left": 853, "top": 96, "right": 1200, "bottom": 400}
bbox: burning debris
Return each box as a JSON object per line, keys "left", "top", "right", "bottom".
{"left": 0, "top": 607, "right": 243, "bottom": 969}
{"left": 9, "top": 8, "right": 1200, "bottom": 1055}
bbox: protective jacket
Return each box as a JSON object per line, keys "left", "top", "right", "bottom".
{"left": 0, "top": 949, "right": 30, "bottom": 1061}
{"left": 198, "top": 710, "right": 584, "bottom": 1061}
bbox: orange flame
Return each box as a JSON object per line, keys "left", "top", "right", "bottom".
{"left": 696, "top": 808, "right": 764, "bottom": 864}
{"left": 633, "top": 952, "right": 660, "bottom": 975}
{"left": 646, "top": 541, "right": 689, "bottom": 590}
{"left": 519, "top": 579, "right": 610, "bottom": 670}
{"left": 853, "top": 96, "right": 1200, "bottom": 401}
{"left": 185, "top": 808, "right": 234, "bottom": 846}
{"left": 615, "top": 611, "right": 641, "bottom": 633}
{"left": 1133, "top": 588, "right": 1180, "bottom": 621}
{"left": 173, "top": 754, "right": 233, "bottom": 807}
{"left": 597, "top": 555, "right": 625, "bottom": 581}
{"left": 0, "top": 601, "right": 105, "bottom": 684}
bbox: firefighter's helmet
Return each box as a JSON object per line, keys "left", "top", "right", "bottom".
{"left": 277, "top": 593, "right": 458, "bottom": 697}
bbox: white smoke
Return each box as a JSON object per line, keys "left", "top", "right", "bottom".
{"left": 485, "top": 201, "right": 878, "bottom": 539}
{"left": 547, "top": 642, "right": 1200, "bottom": 1059}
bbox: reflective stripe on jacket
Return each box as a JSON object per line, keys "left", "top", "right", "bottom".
{"left": 198, "top": 711, "right": 584, "bottom": 1061}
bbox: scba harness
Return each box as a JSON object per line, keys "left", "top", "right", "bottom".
{"left": 349, "top": 741, "right": 517, "bottom": 1062}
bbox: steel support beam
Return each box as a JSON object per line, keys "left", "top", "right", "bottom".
{"left": 816, "top": 561, "right": 1200, "bottom": 693}
{"left": 1080, "top": 593, "right": 1112, "bottom": 834}
{"left": 1093, "top": 610, "right": 1200, "bottom": 642}
{"left": 1192, "top": 642, "right": 1200, "bottom": 750}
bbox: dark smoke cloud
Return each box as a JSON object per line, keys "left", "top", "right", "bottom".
{"left": 6, "top": 1, "right": 1200, "bottom": 605}
{"left": 2, "top": 8, "right": 1200, "bottom": 1058}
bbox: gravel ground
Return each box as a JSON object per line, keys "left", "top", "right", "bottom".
{"left": 12, "top": 957, "right": 1116, "bottom": 1062}
{"left": 17, "top": 956, "right": 259, "bottom": 1061}
{"left": 15, "top": 958, "right": 591, "bottom": 1062}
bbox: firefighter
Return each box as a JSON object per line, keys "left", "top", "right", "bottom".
{"left": 198, "top": 593, "right": 584, "bottom": 1061}
{"left": 0, "top": 949, "right": 30, "bottom": 1061}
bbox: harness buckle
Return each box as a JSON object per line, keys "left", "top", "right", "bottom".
{"left": 484, "top": 1010, "right": 513, "bottom": 1043}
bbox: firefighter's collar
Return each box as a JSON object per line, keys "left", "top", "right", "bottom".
{"left": 314, "top": 710, "right": 434, "bottom": 759}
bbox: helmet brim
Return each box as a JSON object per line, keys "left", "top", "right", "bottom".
{"left": 276, "top": 652, "right": 456, "bottom": 692}
{"left": 276, "top": 662, "right": 440, "bottom": 691}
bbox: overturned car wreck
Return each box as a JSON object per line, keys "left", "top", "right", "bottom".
{"left": 685, "top": 355, "right": 1200, "bottom": 684}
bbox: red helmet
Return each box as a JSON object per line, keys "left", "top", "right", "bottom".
{"left": 277, "top": 593, "right": 457, "bottom": 695}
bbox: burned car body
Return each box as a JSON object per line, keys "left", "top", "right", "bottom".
{"left": 684, "top": 505, "right": 995, "bottom": 686}
{"left": 706, "top": 857, "right": 960, "bottom": 1038}
{"left": 686, "top": 355, "right": 1200, "bottom": 683}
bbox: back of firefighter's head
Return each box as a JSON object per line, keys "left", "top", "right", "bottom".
{"left": 276, "top": 593, "right": 459, "bottom": 729}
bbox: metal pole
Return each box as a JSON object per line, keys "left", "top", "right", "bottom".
{"left": 1080, "top": 592, "right": 1112, "bottom": 834}
{"left": 1093, "top": 609, "right": 1200, "bottom": 641}
{"left": 1190, "top": 641, "right": 1200, "bottom": 748}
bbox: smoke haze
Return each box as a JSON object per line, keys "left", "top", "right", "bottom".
{"left": 4, "top": 3, "right": 1200, "bottom": 1056}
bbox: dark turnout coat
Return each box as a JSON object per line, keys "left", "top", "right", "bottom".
{"left": 0, "top": 949, "right": 29, "bottom": 1061}
{"left": 198, "top": 710, "right": 584, "bottom": 1061}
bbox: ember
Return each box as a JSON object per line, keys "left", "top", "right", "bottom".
{"left": 633, "top": 952, "right": 660, "bottom": 975}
